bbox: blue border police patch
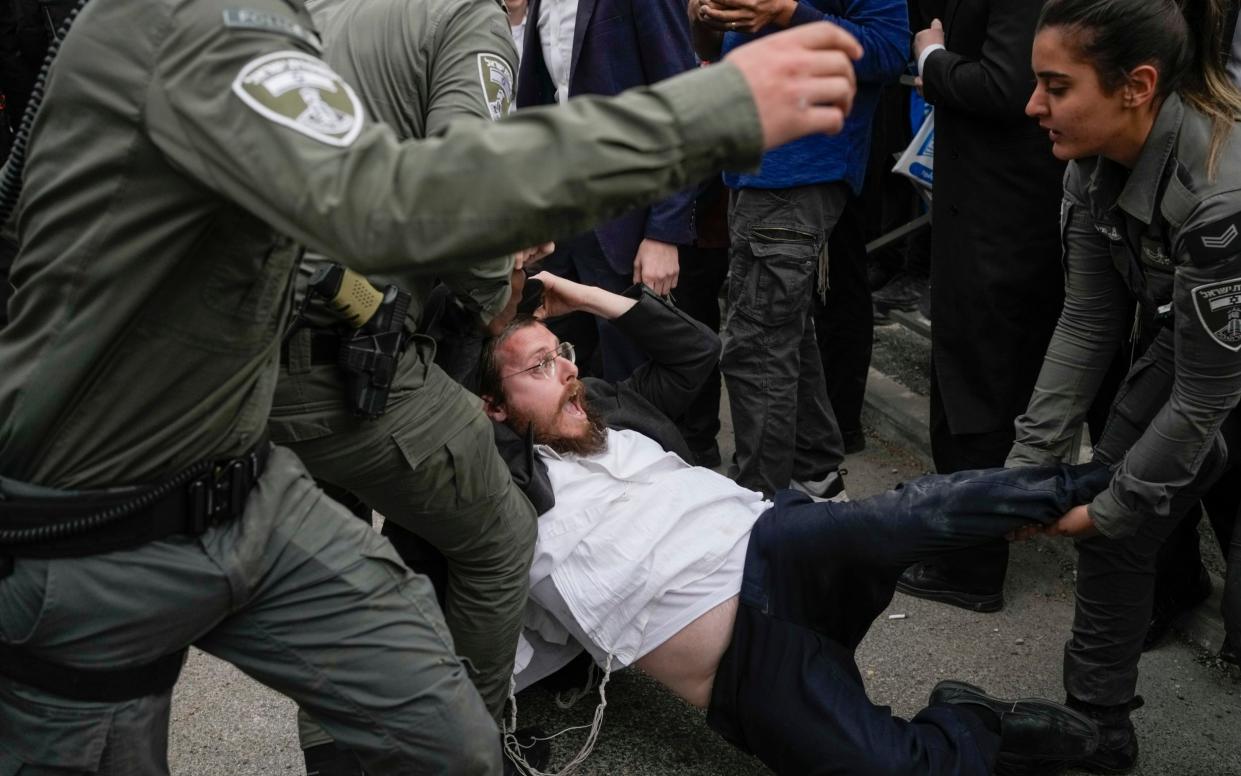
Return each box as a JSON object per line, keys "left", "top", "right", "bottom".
{"left": 1192, "top": 277, "right": 1241, "bottom": 351}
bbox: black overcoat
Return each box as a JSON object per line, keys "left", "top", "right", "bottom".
{"left": 922, "top": 0, "right": 1066, "bottom": 435}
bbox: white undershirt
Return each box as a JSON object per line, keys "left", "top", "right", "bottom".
{"left": 511, "top": 20, "right": 526, "bottom": 62}
{"left": 537, "top": 0, "right": 578, "bottom": 104}
{"left": 527, "top": 428, "right": 768, "bottom": 666}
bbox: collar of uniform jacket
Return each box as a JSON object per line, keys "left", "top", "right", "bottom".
{"left": 1115, "top": 93, "right": 1185, "bottom": 226}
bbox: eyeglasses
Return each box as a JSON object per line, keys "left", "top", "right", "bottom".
{"left": 502, "top": 341, "right": 575, "bottom": 381}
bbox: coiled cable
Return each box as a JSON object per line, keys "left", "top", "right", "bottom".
{"left": 0, "top": 459, "right": 212, "bottom": 545}
{"left": 0, "top": 0, "right": 90, "bottom": 225}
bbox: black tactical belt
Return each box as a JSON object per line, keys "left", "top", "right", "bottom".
{"left": 0, "top": 642, "right": 188, "bottom": 703}
{"left": 0, "top": 436, "right": 271, "bottom": 558}
{"left": 0, "top": 439, "right": 270, "bottom": 702}
{"left": 280, "top": 330, "right": 340, "bottom": 366}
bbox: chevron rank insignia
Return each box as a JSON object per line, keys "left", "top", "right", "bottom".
{"left": 1185, "top": 214, "right": 1241, "bottom": 265}
{"left": 1192, "top": 277, "right": 1241, "bottom": 351}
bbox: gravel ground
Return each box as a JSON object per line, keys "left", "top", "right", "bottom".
{"left": 871, "top": 320, "right": 933, "bottom": 397}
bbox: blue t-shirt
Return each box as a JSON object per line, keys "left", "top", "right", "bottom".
{"left": 722, "top": 0, "right": 909, "bottom": 193}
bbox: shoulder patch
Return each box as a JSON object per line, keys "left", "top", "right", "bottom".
{"left": 477, "top": 52, "right": 515, "bottom": 121}
{"left": 1184, "top": 212, "right": 1241, "bottom": 265}
{"left": 232, "top": 51, "right": 363, "bottom": 147}
{"left": 1191, "top": 277, "right": 1241, "bottom": 351}
{"left": 222, "top": 9, "right": 322, "bottom": 53}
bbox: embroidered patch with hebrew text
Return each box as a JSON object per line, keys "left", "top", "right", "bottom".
{"left": 1191, "top": 277, "right": 1241, "bottom": 351}
{"left": 232, "top": 51, "right": 362, "bottom": 146}
{"left": 477, "top": 52, "right": 514, "bottom": 121}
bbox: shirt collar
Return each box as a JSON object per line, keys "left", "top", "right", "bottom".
{"left": 1116, "top": 93, "right": 1184, "bottom": 225}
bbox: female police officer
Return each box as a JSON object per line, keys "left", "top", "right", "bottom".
{"left": 1008, "top": 0, "right": 1241, "bottom": 771}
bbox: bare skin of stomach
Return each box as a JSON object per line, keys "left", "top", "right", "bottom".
{"left": 634, "top": 595, "right": 739, "bottom": 709}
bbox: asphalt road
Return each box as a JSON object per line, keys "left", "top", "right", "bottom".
{"left": 168, "top": 418, "right": 1241, "bottom": 775}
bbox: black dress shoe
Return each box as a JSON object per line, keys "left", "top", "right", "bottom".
{"left": 896, "top": 562, "right": 1004, "bottom": 613}
{"left": 929, "top": 680, "right": 1099, "bottom": 776}
{"left": 1142, "top": 565, "right": 1212, "bottom": 651}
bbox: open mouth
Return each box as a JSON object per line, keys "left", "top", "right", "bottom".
{"left": 563, "top": 381, "right": 586, "bottom": 419}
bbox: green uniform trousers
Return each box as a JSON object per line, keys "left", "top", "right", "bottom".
{"left": 0, "top": 447, "right": 498, "bottom": 774}
{"left": 269, "top": 333, "right": 537, "bottom": 726}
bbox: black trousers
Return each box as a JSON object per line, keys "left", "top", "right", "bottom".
{"left": 707, "top": 463, "right": 1110, "bottom": 775}
{"left": 814, "top": 195, "right": 874, "bottom": 442}
{"left": 672, "top": 242, "right": 729, "bottom": 458}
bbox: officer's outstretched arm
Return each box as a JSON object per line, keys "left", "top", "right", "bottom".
{"left": 147, "top": 1, "right": 858, "bottom": 276}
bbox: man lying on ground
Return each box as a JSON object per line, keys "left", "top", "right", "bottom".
{"left": 481, "top": 273, "right": 1104, "bottom": 776}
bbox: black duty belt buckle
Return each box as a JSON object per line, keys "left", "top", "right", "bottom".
{"left": 188, "top": 450, "right": 260, "bottom": 534}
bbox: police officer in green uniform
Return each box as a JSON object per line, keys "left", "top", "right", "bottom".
{"left": 277, "top": 0, "right": 531, "bottom": 733}
{"left": 1010, "top": 0, "right": 1241, "bottom": 771}
{"left": 0, "top": 0, "right": 863, "bottom": 767}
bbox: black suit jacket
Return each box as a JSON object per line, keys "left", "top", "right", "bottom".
{"left": 921, "top": 0, "right": 1067, "bottom": 436}
{"left": 515, "top": 0, "right": 699, "bottom": 272}
{"left": 493, "top": 287, "right": 719, "bottom": 514}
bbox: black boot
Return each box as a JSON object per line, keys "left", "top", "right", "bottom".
{"left": 1063, "top": 695, "right": 1144, "bottom": 774}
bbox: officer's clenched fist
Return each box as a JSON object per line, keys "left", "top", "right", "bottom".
{"left": 724, "top": 22, "right": 861, "bottom": 149}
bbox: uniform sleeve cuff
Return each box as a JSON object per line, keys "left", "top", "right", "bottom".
{"left": 917, "top": 44, "right": 945, "bottom": 77}
{"left": 1087, "top": 491, "right": 1137, "bottom": 540}
{"left": 787, "top": 2, "right": 824, "bottom": 27}
{"left": 652, "top": 63, "right": 764, "bottom": 177}
{"left": 1004, "top": 441, "right": 1063, "bottom": 469}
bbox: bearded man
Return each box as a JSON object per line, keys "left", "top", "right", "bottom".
{"left": 478, "top": 272, "right": 1104, "bottom": 776}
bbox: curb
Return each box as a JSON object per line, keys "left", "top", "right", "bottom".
{"left": 861, "top": 364, "right": 1229, "bottom": 655}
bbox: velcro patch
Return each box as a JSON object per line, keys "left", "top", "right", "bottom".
{"left": 1191, "top": 277, "right": 1241, "bottom": 351}
{"left": 223, "top": 9, "right": 322, "bottom": 53}
{"left": 1093, "top": 221, "right": 1123, "bottom": 242}
{"left": 1140, "top": 236, "right": 1171, "bottom": 268}
{"left": 477, "top": 52, "right": 514, "bottom": 121}
{"left": 232, "top": 51, "right": 362, "bottom": 147}
{"left": 1184, "top": 213, "right": 1241, "bottom": 265}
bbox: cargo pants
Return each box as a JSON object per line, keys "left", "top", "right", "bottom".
{"left": 721, "top": 182, "right": 848, "bottom": 497}
{"left": 0, "top": 446, "right": 498, "bottom": 775}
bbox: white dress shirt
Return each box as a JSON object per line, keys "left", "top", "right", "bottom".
{"left": 526, "top": 428, "right": 769, "bottom": 667}
{"left": 537, "top": 0, "right": 579, "bottom": 104}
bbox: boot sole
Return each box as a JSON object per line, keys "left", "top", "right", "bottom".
{"left": 895, "top": 580, "right": 1004, "bottom": 613}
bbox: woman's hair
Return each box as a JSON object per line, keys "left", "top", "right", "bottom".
{"left": 1038, "top": 0, "right": 1241, "bottom": 175}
